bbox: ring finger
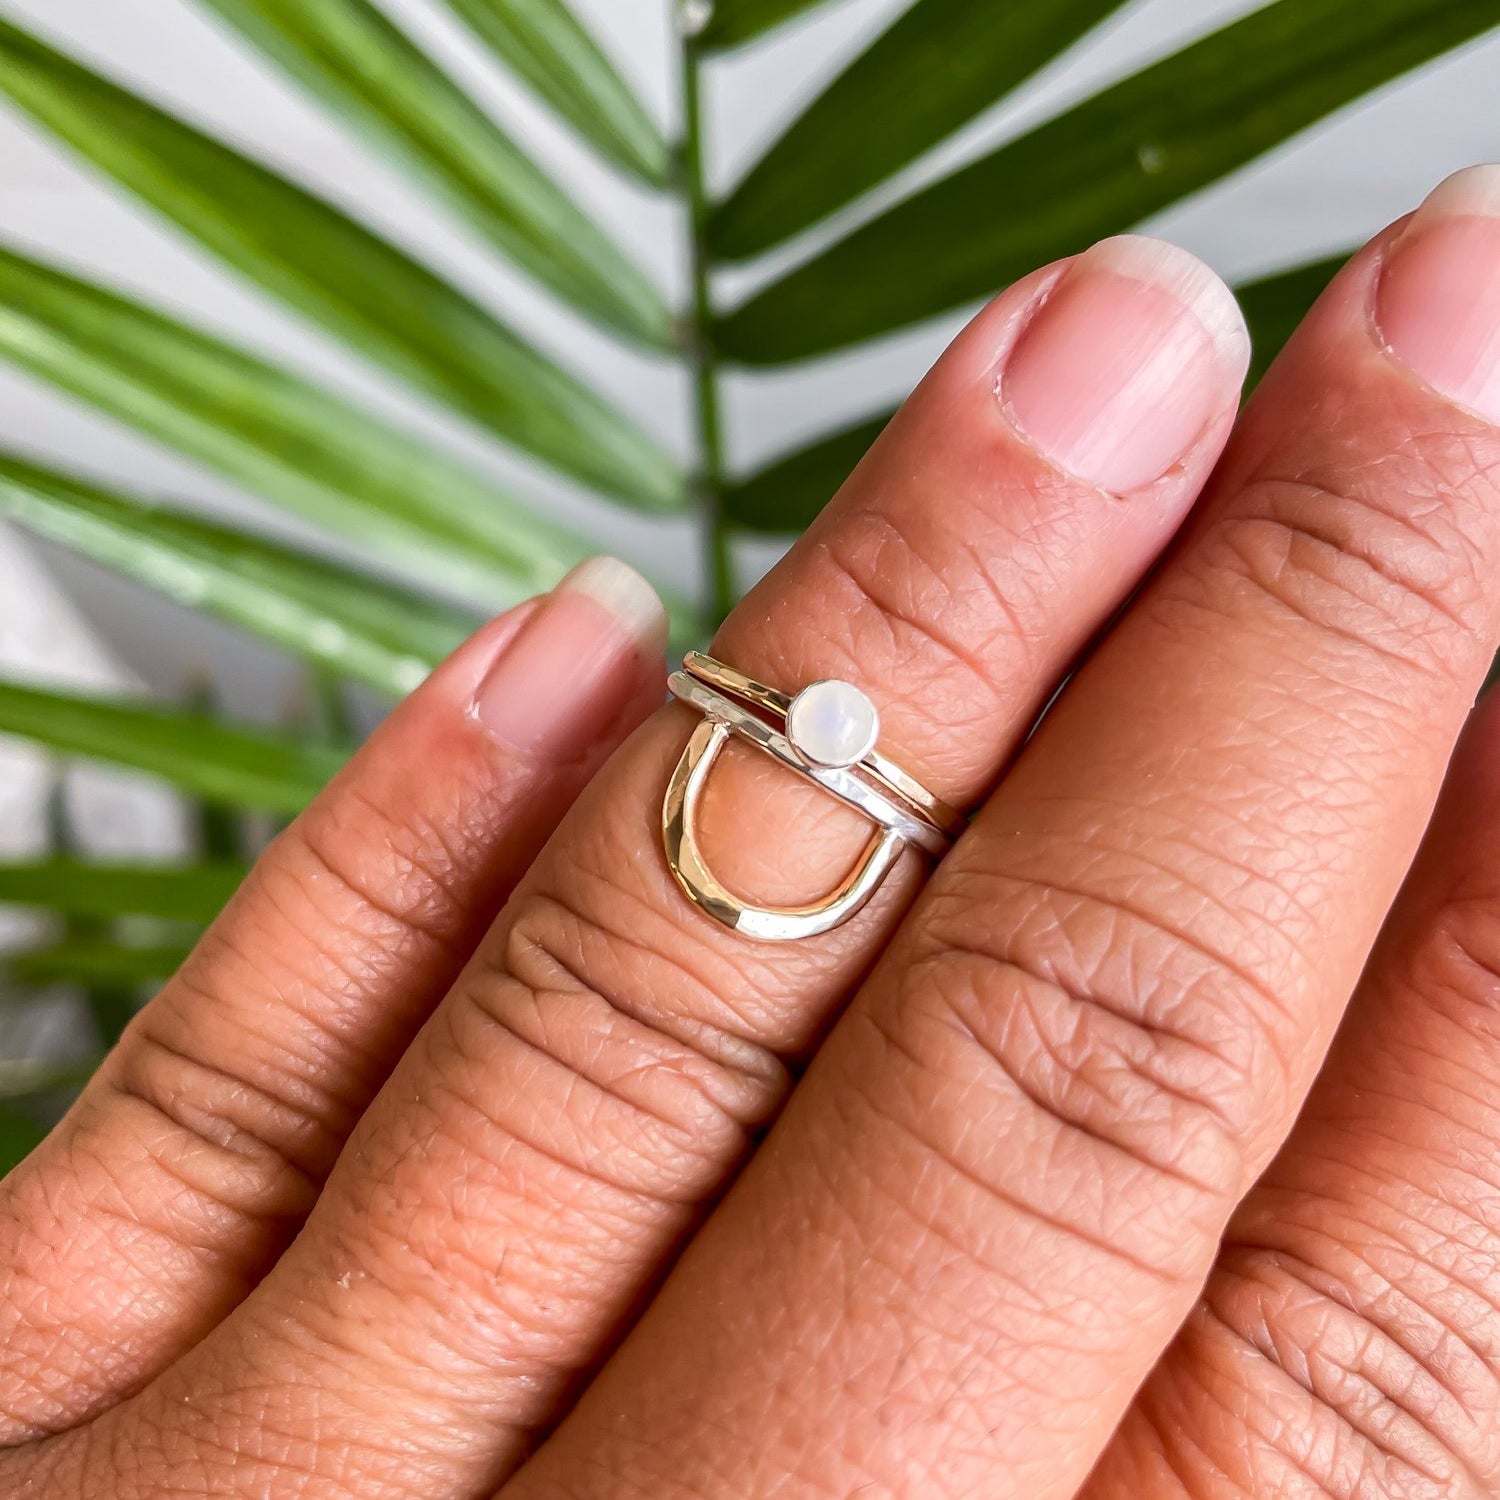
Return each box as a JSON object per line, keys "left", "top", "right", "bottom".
{"left": 1087, "top": 693, "right": 1500, "bottom": 1498}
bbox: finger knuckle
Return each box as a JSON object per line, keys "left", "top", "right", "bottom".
{"left": 823, "top": 509, "right": 1028, "bottom": 680}
{"left": 899, "top": 868, "right": 1290, "bottom": 1279}
{"left": 1203, "top": 464, "right": 1492, "bottom": 689}
{"left": 292, "top": 816, "right": 805, "bottom": 1394}
{"left": 102, "top": 787, "right": 485, "bottom": 1231}
{"left": 435, "top": 862, "right": 792, "bottom": 1209}
{"left": 787, "top": 518, "right": 1021, "bottom": 782}
{"left": 1159, "top": 1232, "right": 1500, "bottom": 1498}
{"left": 1413, "top": 894, "right": 1500, "bottom": 1043}
{"left": 164, "top": 799, "right": 461, "bottom": 1101}
{"left": 100, "top": 999, "right": 327, "bottom": 1234}
{"left": 269, "top": 782, "right": 470, "bottom": 969}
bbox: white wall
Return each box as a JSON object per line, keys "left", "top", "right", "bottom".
{"left": 1, "top": 0, "right": 1498, "bottom": 717}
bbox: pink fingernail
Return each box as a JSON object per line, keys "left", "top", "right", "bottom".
{"left": 1376, "top": 165, "right": 1500, "bottom": 425}
{"left": 1001, "top": 235, "right": 1250, "bottom": 493}
{"left": 472, "top": 557, "right": 668, "bottom": 758}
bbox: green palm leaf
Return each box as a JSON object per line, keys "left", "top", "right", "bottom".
{"left": 0, "top": 1059, "right": 101, "bottom": 1102}
{"left": 0, "top": 861, "right": 244, "bottom": 923}
{"left": 724, "top": 412, "right": 890, "bottom": 533}
{"left": 0, "top": 242, "right": 596, "bottom": 603}
{"left": 716, "top": 0, "right": 1500, "bottom": 362}
{"left": 0, "top": 683, "right": 343, "bottom": 814}
{"left": 0, "top": 15, "right": 682, "bottom": 508}
{"left": 1239, "top": 252, "right": 1349, "bottom": 387}
{"left": 722, "top": 251, "right": 1358, "bottom": 530}
{"left": 712, "top": 0, "right": 1128, "bottom": 260}
{"left": 6, "top": 939, "right": 190, "bottom": 989}
{"left": 439, "top": 0, "right": 669, "bottom": 185}
{"left": 697, "top": 0, "right": 823, "bottom": 52}
{"left": 0, "top": 1105, "right": 46, "bottom": 1175}
{"left": 0, "top": 456, "right": 473, "bottom": 698}
{"left": 194, "top": 0, "right": 670, "bottom": 344}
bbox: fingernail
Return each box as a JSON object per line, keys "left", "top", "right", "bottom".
{"left": 1376, "top": 165, "right": 1500, "bottom": 425}
{"left": 1002, "top": 235, "right": 1250, "bottom": 493}
{"left": 473, "top": 557, "right": 668, "bottom": 758}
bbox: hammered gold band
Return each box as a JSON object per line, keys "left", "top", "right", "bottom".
{"left": 662, "top": 653, "right": 961, "bottom": 942}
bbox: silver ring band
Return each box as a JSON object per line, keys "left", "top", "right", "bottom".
{"left": 679, "top": 652, "right": 965, "bottom": 842}
{"left": 668, "top": 672, "right": 953, "bottom": 859}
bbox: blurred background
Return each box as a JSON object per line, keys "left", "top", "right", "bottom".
{"left": 3, "top": 0, "right": 1500, "bottom": 717}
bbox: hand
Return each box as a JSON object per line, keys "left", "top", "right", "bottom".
{"left": 6, "top": 165, "right": 1500, "bottom": 1500}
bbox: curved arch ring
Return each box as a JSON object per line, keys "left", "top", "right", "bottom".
{"left": 662, "top": 653, "right": 962, "bottom": 942}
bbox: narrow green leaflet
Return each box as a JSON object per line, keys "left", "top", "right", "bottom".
{"left": 0, "top": 1059, "right": 100, "bottom": 1101}
{"left": 195, "top": 0, "right": 670, "bottom": 345}
{"left": 0, "top": 683, "right": 345, "bottom": 815}
{"left": 0, "top": 243, "right": 594, "bottom": 604}
{"left": 6, "top": 939, "right": 190, "bottom": 988}
{"left": 715, "top": 0, "right": 1500, "bottom": 363}
{"left": 723, "top": 411, "right": 891, "bottom": 532}
{"left": 185, "top": 684, "right": 253, "bottom": 863}
{"left": 712, "top": 0, "right": 1128, "bottom": 260}
{"left": 1239, "top": 252, "right": 1349, "bottom": 388}
{"left": 193, "top": 792, "right": 246, "bottom": 863}
{"left": 722, "top": 252, "right": 1354, "bottom": 530}
{"left": 0, "top": 16, "right": 682, "bottom": 509}
{"left": 0, "top": 456, "right": 473, "bottom": 698}
{"left": 0, "top": 1105, "right": 46, "bottom": 1176}
{"left": 36, "top": 793, "right": 160, "bottom": 1042}
{"left": 0, "top": 861, "right": 243, "bottom": 923}
{"left": 698, "top": 0, "right": 825, "bottom": 52}
{"left": 440, "top": 0, "right": 669, "bottom": 184}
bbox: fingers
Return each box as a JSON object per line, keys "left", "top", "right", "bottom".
{"left": 498, "top": 168, "right": 1500, "bottom": 1500}
{"left": 1085, "top": 689, "right": 1500, "bottom": 1499}
{"left": 44, "top": 238, "right": 1253, "bottom": 1498}
{"left": 0, "top": 560, "right": 666, "bottom": 1440}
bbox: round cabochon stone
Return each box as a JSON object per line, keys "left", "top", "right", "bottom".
{"left": 786, "top": 679, "right": 881, "bottom": 769}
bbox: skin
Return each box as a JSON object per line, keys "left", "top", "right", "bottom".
{"left": 5, "top": 166, "right": 1500, "bottom": 1497}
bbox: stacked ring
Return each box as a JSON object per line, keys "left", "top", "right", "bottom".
{"left": 662, "top": 652, "right": 963, "bottom": 942}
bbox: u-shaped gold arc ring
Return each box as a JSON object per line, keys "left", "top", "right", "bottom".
{"left": 661, "top": 666, "right": 961, "bottom": 943}
{"left": 663, "top": 719, "right": 907, "bottom": 942}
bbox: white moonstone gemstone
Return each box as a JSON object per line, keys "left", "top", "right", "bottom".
{"left": 786, "top": 679, "right": 880, "bottom": 769}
